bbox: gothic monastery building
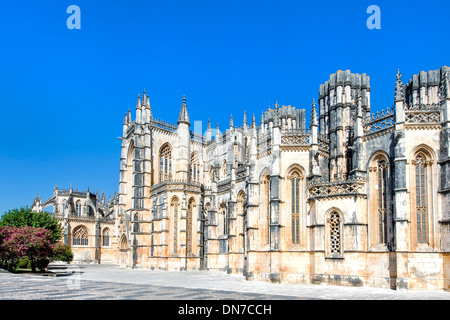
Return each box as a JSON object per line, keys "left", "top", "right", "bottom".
{"left": 33, "top": 66, "right": 450, "bottom": 291}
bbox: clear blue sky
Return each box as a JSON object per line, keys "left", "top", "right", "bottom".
{"left": 0, "top": 0, "right": 448, "bottom": 215}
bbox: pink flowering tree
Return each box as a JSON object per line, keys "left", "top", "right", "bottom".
{"left": 0, "top": 226, "right": 54, "bottom": 272}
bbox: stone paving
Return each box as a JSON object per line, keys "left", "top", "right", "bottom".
{"left": 0, "top": 264, "right": 449, "bottom": 300}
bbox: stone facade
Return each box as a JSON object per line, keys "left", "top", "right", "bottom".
{"left": 31, "top": 185, "right": 119, "bottom": 264}
{"left": 33, "top": 66, "right": 450, "bottom": 291}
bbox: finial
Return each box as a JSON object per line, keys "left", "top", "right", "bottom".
{"left": 310, "top": 99, "right": 318, "bottom": 126}
{"left": 396, "top": 69, "right": 402, "bottom": 81}
{"left": 230, "top": 114, "right": 234, "bottom": 128}
{"left": 395, "top": 69, "right": 405, "bottom": 101}
{"left": 275, "top": 101, "right": 279, "bottom": 109}
{"left": 243, "top": 110, "right": 247, "bottom": 125}
{"left": 207, "top": 118, "right": 211, "bottom": 130}
{"left": 178, "top": 95, "right": 190, "bottom": 124}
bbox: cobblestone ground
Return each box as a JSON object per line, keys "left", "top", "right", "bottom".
{"left": 0, "top": 264, "right": 449, "bottom": 300}
{"left": 0, "top": 272, "right": 299, "bottom": 300}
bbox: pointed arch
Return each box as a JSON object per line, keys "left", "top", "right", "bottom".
{"left": 119, "top": 234, "right": 128, "bottom": 250}
{"left": 237, "top": 190, "right": 246, "bottom": 250}
{"left": 126, "top": 140, "right": 135, "bottom": 209}
{"left": 325, "top": 208, "right": 343, "bottom": 257}
{"left": 260, "top": 168, "right": 271, "bottom": 245}
{"left": 187, "top": 197, "right": 196, "bottom": 255}
{"left": 286, "top": 164, "right": 306, "bottom": 245}
{"left": 159, "top": 143, "right": 173, "bottom": 182}
{"left": 410, "top": 145, "right": 435, "bottom": 247}
{"left": 221, "top": 160, "right": 228, "bottom": 180}
{"left": 218, "top": 201, "right": 228, "bottom": 237}
{"left": 72, "top": 225, "right": 89, "bottom": 246}
{"left": 190, "top": 151, "right": 201, "bottom": 182}
{"left": 368, "top": 151, "right": 393, "bottom": 249}
{"left": 75, "top": 201, "right": 82, "bottom": 216}
{"left": 102, "top": 227, "right": 110, "bottom": 247}
{"left": 171, "top": 196, "right": 180, "bottom": 254}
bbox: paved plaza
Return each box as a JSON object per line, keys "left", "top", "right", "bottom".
{"left": 0, "top": 264, "right": 450, "bottom": 300}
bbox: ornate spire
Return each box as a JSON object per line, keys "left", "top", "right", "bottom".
{"left": 395, "top": 69, "right": 405, "bottom": 101}
{"left": 178, "top": 95, "right": 190, "bottom": 125}
{"left": 440, "top": 67, "right": 449, "bottom": 100}
{"left": 310, "top": 99, "right": 318, "bottom": 127}
{"left": 243, "top": 110, "right": 247, "bottom": 125}
{"left": 136, "top": 94, "right": 141, "bottom": 108}
{"left": 229, "top": 114, "right": 234, "bottom": 128}
{"left": 252, "top": 113, "right": 256, "bottom": 127}
{"left": 207, "top": 118, "right": 211, "bottom": 131}
{"left": 261, "top": 110, "right": 264, "bottom": 125}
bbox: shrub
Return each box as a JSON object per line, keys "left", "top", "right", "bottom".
{"left": 51, "top": 243, "right": 73, "bottom": 263}
{"left": 0, "top": 226, "right": 54, "bottom": 272}
{"left": 0, "top": 207, "right": 63, "bottom": 244}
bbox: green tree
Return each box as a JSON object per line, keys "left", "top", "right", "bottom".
{"left": 0, "top": 207, "right": 63, "bottom": 244}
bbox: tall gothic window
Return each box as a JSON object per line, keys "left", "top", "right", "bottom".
{"left": 368, "top": 153, "right": 393, "bottom": 249}
{"left": 75, "top": 201, "right": 82, "bottom": 216}
{"left": 290, "top": 171, "right": 301, "bottom": 245}
{"left": 327, "top": 211, "right": 342, "bottom": 257}
{"left": 187, "top": 198, "right": 195, "bottom": 255}
{"left": 414, "top": 154, "right": 429, "bottom": 244}
{"left": 237, "top": 192, "right": 245, "bottom": 250}
{"left": 160, "top": 144, "right": 172, "bottom": 182}
{"left": 377, "top": 160, "right": 388, "bottom": 244}
{"left": 102, "top": 228, "right": 110, "bottom": 247}
{"left": 73, "top": 225, "right": 88, "bottom": 246}
{"left": 261, "top": 174, "right": 271, "bottom": 244}
{"left": 218, "top": 202, "right": 227, "bottom": 237}
{"left": 190, "top": 152, "right": 201, "bottom": 182}
{"left": 171, "top": 197, "right": 179, "bottom": 254}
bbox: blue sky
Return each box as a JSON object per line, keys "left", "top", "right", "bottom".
{"left": 0, "top": 0, "right": 449, "bottom": 215}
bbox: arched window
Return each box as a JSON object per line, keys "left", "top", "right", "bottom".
{"left": 120, "top": 234, "right": 128, "bottom": 250}
{"left": 190, "top": 152, "right": 201, "bottom": 182}
{"left": 160, "top": 144, "right": 172, "bottom": 182}
{"left": 327, "top": 211, "right": 342, "bottom": 257}
{"left": 237, "top": 191, "right": 245, "bottom": 250}
{"left": 73, "top": 225, "right": 88, "bottom": 246}
{"left": 290, "top": 171, "right": 302, "bottom": 245}
{"left": 412, "top": 151, "right": 432, "bottom": 244}
{"left": 75, "top": 201, "right": 82, "bottom": 216}
{"left": 222, "top": 161, "right": 228, "bottom": 180}
{"left": 171, "top": 197, "right": 179, "bottom": 254}
{"left": 218, "top": 202, "right": 227, "bottom": 237}
{"left": 102, "top": 228, "right": 110, "bottom": 247}
{"left": 376, "top": 160, "right": 388, "bottom": 244}
{"left": 261, "top": 174, "right": 271, "bottom": 244}
{"left": 187, "top": 198, "right": 196, "bottom": 255}
{"left": 368, "top": 153, "right": 392, "bottom": 248}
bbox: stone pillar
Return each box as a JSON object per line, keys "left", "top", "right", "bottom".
{"left": 393, "top": 71, "right": 409, "bottom": 289}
